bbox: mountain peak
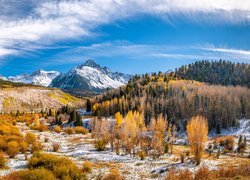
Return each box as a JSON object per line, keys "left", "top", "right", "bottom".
{"left": 31, "top": 69, "right": 44, "bottom": 75}
{"left": 82, "top": 59, "right": 100, "bottom": 68}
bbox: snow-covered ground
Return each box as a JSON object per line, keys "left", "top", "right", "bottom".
{"left": 209, "top": 119, "right": 250, "bottom": 140}
{"left": 1, "top": 122, "right": 249, "bottom": 179}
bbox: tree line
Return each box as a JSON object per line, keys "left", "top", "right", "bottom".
{"left": 175, "top": 60, "right": 250, "bottom": 87}
{"left": 92, "top": 74, "right": 250, "bottom": 133}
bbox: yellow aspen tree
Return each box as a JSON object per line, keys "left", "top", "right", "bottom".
{"left": 114, "top": 112, "right": 123, "bottom": 155}
{"left": 187, "top": 115, "right": 208, "bottom": 165}
{"left": 150, "top": 115, "right": 168, "bottom": 159}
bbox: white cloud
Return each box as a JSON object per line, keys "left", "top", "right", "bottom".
{"left": 0, "top": 0, "right": 250, "bottom": 57}
{"left": 0, "top": 47, "right": 17, "bottom": 57}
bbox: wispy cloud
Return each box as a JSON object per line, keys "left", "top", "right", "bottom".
{"left": 0, "top": 0, "right": 250, "bottom": 58}
{"left": 41, "top": 42, "right": 250, "bottom": 67}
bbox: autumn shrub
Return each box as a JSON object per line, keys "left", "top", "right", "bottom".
{"left": 52, "top": 142, "right": 60, "bottom": 152}
{"left": 214, "top": 164, "right": 250, "bottom": 178}
{"left": 0, "top": 152, "right": 7, "bottom": 169}
{"left": 217, "top": 136, "right": 234, "bottom": 151}
{"left": 37, "top": 124, "right": 48, "bottom": 132}
{"left": 12, "top": 121, "right": 16, "bottom": 126}
{"left": 178, "top": 169, "right": 193, "bottom": 180}
{"left": 31, "top": 141, "right": 43, "bottom": 153}
{"left": 0, "top": 138, "right": 8, "bottom": 151}
{"left": 138, "top": 150, "right": 146, "bottom": 160}
{"left": 64, "top": 127, "right": 74, "bottom": 134}
{"left": 94, "top": 139, "right": 107, "bottom": 151}
{"left": 165, "top": 168, "right": 178, "bottom": 180}
{"left": 25, "top": 132, "right": 36, "bottom": 145}
{"left": 4, "top": 168, "right": 56, "bottom": 180}
{"left": 194, "top": 166, "right": 214, "bottom": 180}
{"left": 82, "top": 161, "right": 92, "bottom": 174}
{"left": 20, "top": 141, "right": 28, "bottom": 153}
{"left": 7, "top": 141, "right": 20, "bottom": 158}
{"left": 54, "top": 126, "right": 61, "bottom": 133}
{"left": 103, "top": 168, "right": 124, "bottom": 180}
{"left": 28, "top": 152, "right": 84, "bottom": 179}
{"left": 75, "top": 126, "right": 88, "bottom": 134}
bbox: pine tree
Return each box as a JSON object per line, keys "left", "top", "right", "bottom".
{"left": 69, "top": 109, "right": 77, "bottom": 124}
{"left": 86, "top": 99, "right": 91, "bottom": 112}
{"left": 74, "top": 113, "right": 83, "bottom": 127}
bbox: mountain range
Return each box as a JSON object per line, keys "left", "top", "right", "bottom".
{"left": 0, "top": 60, "right": 131, "bottom": 96}
{"left": 50, "top": 60, "right": 131, "bottom": 96}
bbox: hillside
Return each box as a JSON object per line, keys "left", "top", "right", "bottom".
{"left": 92, "top": 73, "right": 250, "bottom": 132}
{"left": 0, "top": 85, "right": 80, "bottom": 113}
{"left": 175, "top": 60, "right": 250, "bottom": 87}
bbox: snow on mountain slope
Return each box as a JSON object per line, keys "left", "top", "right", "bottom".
{"left": 0, "top": 75, "right": 7, "bottom": 81}
{"left": 50, "top": 60, "right": 131, "bottom": 94}
{"left": 8, "top": 69, "right": 60, "bottom": 87}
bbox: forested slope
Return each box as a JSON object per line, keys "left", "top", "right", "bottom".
{"left": 92, "top": 73, "right": 250, "bottom": 133}
{"left": 175, "top": 60, "right": 250, "bottom": 87}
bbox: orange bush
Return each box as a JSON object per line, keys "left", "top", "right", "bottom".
{"left": 31, "top": 141, "right": 43, "bottom": 153}
{"left": 75, "top": 126, "right": 88, "bottom": 134}
{"left": 7, "top": 141, "right": 20, "bottom": 158}
{"left": 20, "top": 141, "right": 28, "bottom": 153}
{"left": 53, "top": 126, "right": 61, "bottom": 133}
{"left": 103, "top": 168, "right": 124, "bottom": 180}
{"left": 194, "top": 166, "right": 214, "bottom": 180}
{"left": 25, "top": 132, "right": 36, "bottom": 145}
{"left": 64, "top": 127, "right": 74, "bottom": 134}
{"left": 0, "top": 152, "right": 7, "bottom": 169}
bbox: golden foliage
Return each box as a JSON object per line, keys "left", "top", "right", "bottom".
{"left": 187, "top": 115, "right": 208, "bottom": 165}
{"left": 53, "top": 126, "right": 61, "bottom": 133}
{"left": 28, "top": 152, "right": 84, "bottom": 179}
{"left": 25, "top": 132, "right": 36, "bottom": 145}
{"left": 4, "top": 168, "right": 56, "bottom": 180}
{"left": 82, "top": 161, "right": 92, "bottom": 174}
{"left": 75, "top": 126, "right": 88, "bottom": 134}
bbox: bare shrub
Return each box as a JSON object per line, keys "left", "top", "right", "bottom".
{"left": 52, "top": 142, "right": 60, "bottom": 152}
{"left": 44, "top": 137, "right": 49, "bottom": 142}
{"left": 180, "top": 152, "right": 185, "bottom": 163}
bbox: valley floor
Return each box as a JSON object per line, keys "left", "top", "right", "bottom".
{"left": 1, "top": 121, "right": 249, "bottom": 179}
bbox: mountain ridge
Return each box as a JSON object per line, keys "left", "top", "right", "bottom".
{"left": 3, "top": 69, "right": 60, "bottom": 87}
{"left": 50, "top": 59, "right": 131, "bottom": 96}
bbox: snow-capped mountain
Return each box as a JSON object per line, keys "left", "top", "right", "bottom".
{"left": 8, "top": 69, "right": 60, "bottom": 87}
{"left": 0, "top": 75, "right": 7, "bottom": 81}
{"left": 50, "top": 60, "right": 131, "bottom": 95}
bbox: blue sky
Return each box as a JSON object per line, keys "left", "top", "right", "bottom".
{"left": 0, "top": 0, "right": 250, "bottom": 76}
